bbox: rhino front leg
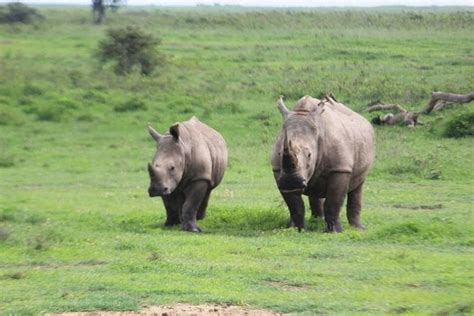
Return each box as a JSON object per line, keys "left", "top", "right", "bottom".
{"left": 324, "top": 173, "right": 350, "bottom": 233}
{"left": 309, "top": 195, "right": 324, "bottom": 219}
{"left": 346, "top": 182, "right": 365, "bottom": 229}
{"left": 196, "top": 189, "right": 211, "bottom": 220}
{"left": 162, "top": 191, "right": 184, "bottom": 226}
{"left": 181, "top": 180, "right": 209, "bottom": 232}
{"left": 281, "top": 192, "right": 305, "bottom": 231}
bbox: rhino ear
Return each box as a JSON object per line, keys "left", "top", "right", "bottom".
{"left": 148, "top": 125, "right": 162, "bottom": 142}
{"left": 169, "top": 123, "right": 180, "bottom": 140}
{"left": 277, "top": 95, "right": 290, "bottom": 120}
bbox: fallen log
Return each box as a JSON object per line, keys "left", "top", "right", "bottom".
{"left": 365, "top": 103, "right": 420, "bottom": 127}
{"left": 422, "top": 91, "right": 474, "bottom": 114}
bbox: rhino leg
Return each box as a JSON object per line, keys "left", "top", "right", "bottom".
{"left": 196, "top": 189, "right": 211, "bottom": 220}
{"left": 309, "top": 195, "right": 324, "bottom": 218}
{"left": 281, "top": 192, "right": 305, "bottom": 231}
{"left": 346, "top": 182, "right": 365, "bottom": 230}
{"left": 162, "top": 192, "right": 184, "bottom": 226}
{"left": 324, "top": 173, "right": 350, "bottom": 233}
{"left": 181, "top": 180, "right": 209, "bottom": 232}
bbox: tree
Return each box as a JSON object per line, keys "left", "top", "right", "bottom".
{"left": 92, "top": 0, "right": 105, "bottom": 24}
{"left": 96, "top": 26, "right": 162, "bottom": 75}
{"left": 92, "top": 0, "right": 125, "bottom": 24}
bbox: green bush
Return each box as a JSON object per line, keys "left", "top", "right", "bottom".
{"left": 96, "top": 26, "right": 162, "bottom": 75}
{"left": 443, "top": 112, "right": 474, "bottom": 138}
{"left": 0, "top": 2, "right": 43, "bottom": 24}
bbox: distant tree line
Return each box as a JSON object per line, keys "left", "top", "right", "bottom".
{"left": 0, "top": 2, "right": 43, "bottom": 24}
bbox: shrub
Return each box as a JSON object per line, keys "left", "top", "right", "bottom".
{"left": 0, "top": 2, "right": 43, "bottom": 24}
{"left": 96, "top": 26, "right": 162, "bottom": 75}
{"left": 443, "top": 112, "right": 474, "bottom": 138}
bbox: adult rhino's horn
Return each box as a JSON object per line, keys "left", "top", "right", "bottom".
{"left": 277, "top": 95, "right": 290, "bottom": 120}
{"left": 282, "top": 129, "right": 298, "bottom": 172}
{"left": 148, "top": 125, "right": 163, "bottom": 142}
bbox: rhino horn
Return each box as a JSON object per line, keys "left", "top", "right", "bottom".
{"left": 277, "top": 95, "right": 290, "bottom": 120}
{"left": 283, "top": 128, "right": 290, "bottom": 153}
{"left": 148, "top": 125, "right": 162, "bottom": 142}
{"left": 282, "top": 129, "right": 298, "bottom": 172}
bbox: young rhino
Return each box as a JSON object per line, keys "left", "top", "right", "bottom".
{"left": 147, "top": 116, "right": 227, "bottom": 232}
{"left": 272, "top": 95, "right": 375, "bottom": 232}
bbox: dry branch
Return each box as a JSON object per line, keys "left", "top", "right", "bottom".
{"left": 422, "top": 91, "right": 474, "bottom": 114}
{"left": 365, "top": 103, "right": 408, "bottom": 113}
{"left": 366, "top": 102, "right": 419, "bottom": 126}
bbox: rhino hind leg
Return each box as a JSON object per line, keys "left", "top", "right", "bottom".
{"left": 346, "top": 182, "right": 366, "bottom": 230}
{"left": 309, "top": 195, "right": 325, "bottom": 218}
{"left": 281, "top": 192, "right": 305, "bottom": 231}
{"left": 324, "top": 173, "right": 351, "bottom": 233}
{"left": 162, "top": 192, "right": 184, "bottom": 226}
{"left": 181, "top": 181, "right": 209, "bottom": 232}
{"left": 196, "top": 189, "right": 211, "bottom": 220}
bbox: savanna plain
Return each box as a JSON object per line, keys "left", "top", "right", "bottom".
{"left": 0, "top": 6, "right": 473, "bottom": 315}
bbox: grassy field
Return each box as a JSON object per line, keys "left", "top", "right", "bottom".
{"left": 0, "top": 6, "right": 473, "bottom": 315}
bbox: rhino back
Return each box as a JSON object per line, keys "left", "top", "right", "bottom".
{"left": 181, "top": 117, "right": 228, "bottom": 188}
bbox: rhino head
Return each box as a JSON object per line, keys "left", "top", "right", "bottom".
{"left": 147, "top": 124, "right": 185, "bottom": 197}
{"left": 276, "top": 97, "right": 321, "bottom": 193}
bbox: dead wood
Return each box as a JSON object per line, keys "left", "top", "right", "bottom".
{"left": 422, "top": 91, "right": 474, "bottom": 114}
{"left": 366, "top": 103, "right": 408, "bottom": 113}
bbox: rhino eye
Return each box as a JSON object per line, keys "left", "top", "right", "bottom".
{"left": 170, "top": 166, "right": 175, "bottom": 171}
{"left": 308, "top": 153, "right": 311, "bottom": 158}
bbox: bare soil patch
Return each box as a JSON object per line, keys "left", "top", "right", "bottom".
{"left": 49, "top": 304, "right": 283, "bottom": 316}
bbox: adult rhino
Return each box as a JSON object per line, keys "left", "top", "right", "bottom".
{"left": 148, "top": 116, "right": 227, "bottom": 232}
{"left": 271, "top": 95, "right": 375, "bottom": 232}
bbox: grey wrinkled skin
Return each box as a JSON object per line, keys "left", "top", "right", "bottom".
{"left": 271, "top": 95, "right": 375, "bottom": 232}
{"left": 148, "top": 116, "right": 227, "bottom": 232}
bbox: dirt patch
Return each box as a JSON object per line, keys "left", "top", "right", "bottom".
{"left": 49, "top": 304, "right": 283, "bottom": 316}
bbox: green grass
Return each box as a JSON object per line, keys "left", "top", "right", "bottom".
{"left": 0, "top": 6, "right": 473, "bottom": 315}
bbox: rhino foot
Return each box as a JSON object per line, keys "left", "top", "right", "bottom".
{"left": 186, "top": 227, "right": 202, "bottom": 233}
{"left": 287, "top": 219, "right": 305, "bottom": 232}
{"left": 325, "top": 221, "right": 342, "bottom": 233}
{"left": 164, "top": 220, "right": 180, "bottom": 227}
{"left": 182, "top": 223, "right": 202, "bottom": 233}
{"left": 287, "top": 219, "right": 295, "bottom": 228}
{"left": 350, "top": 222, "right": 366, "bottom": 230}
